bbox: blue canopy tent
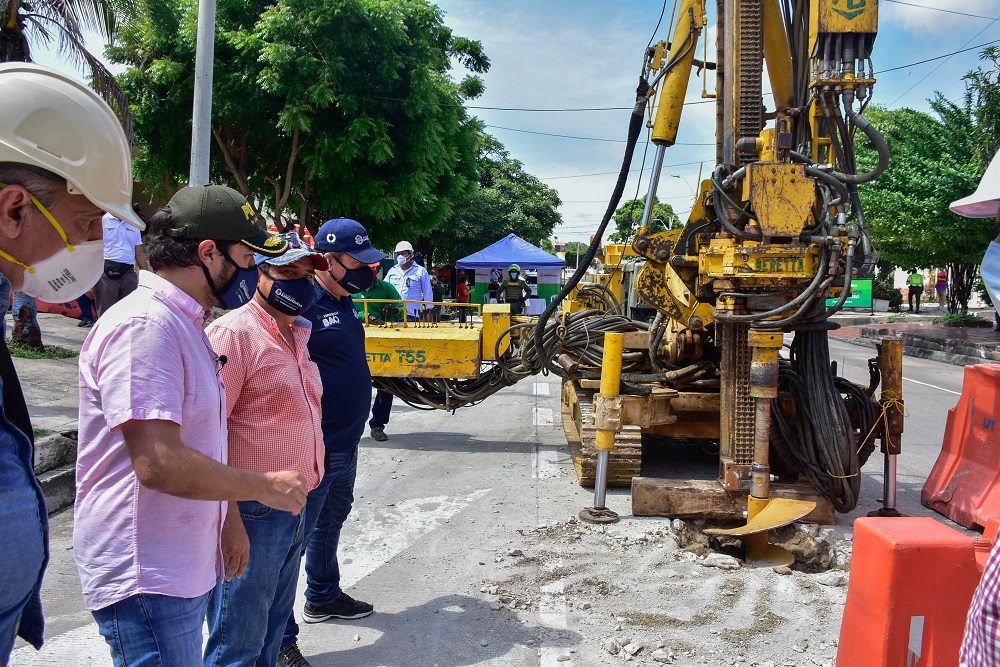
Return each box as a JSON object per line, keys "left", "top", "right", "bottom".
{"left": 456, "top": 234, "right": 564, "bottom": 308}
{"left": 456, "top": 233, "right": 565, "bottom": 269}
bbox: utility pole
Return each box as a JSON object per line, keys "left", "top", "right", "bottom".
{"left": 189, "top": 0, "right": 217, "bottom": 186}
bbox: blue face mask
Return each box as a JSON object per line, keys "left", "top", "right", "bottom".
{"left": 331, "top": 254, "right": 375, "bottom": 294}
{"left": 397, "top": 254, "right": 408, "bottom": 266}
{"left": 204, "top": 252, "right": 258, "bottom": 310}
{"left": 261, "top": 275, "right": 315, "bottom": 316}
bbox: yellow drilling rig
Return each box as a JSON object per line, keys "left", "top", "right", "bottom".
{"left": 363, "top": 0, "right": 903, "bottom": 566}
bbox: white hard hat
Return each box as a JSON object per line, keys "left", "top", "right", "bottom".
{"left": 395, "top": 241, "right": 413, "bottom": 253}
{"left": 951, "top": 149, "right": 1000, "bottom": 219}
{"left": 0, "top": 63, "right": 144, "bottom": 230}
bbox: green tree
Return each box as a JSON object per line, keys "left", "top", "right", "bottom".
{"left": 856, "top": 104, "right": 993, "bottom": 312}
{"left": 112, "top": 0, "right": 488, "bottom": 248}
{"left": 608, "top": 195, "right": 679, "bottom": 243}
{"left": 564, "top": 241, "right": 592, "bottom": 269}
{"left": 962, "top": 45, "right": 1000, "bottom": 171}
{"left": 1, "top": 0, "right": 140, "bottom": 131}
{"left": 421, "top": 133, "right": 562, "bottom": 265}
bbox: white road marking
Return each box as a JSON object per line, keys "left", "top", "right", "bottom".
{"left": 533, "top": 407, "right": 554, "bottom": 426}
{"left": 903, "top": 376, "right": 961, "bottom": 395}
{"left": 337, "top": 489, "right": 491, "bottom": 589}
{"left": 13, "top": 490, "right": 492, "bottom": 667}
{"left": 538, "top": 552, "right": 572, "bottom": 666}
{"left": 532, "top": 443, "right": 566, "bottom": 480}
{"left": 533, "top": 382, "right": 551, "bottom": 396}
{"left": 11, "top": 626, "right": 110, "bottom": 666}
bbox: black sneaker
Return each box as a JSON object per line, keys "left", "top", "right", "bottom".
{"left": 277, "top": 643, "right": 312, "bottom": 667}
{"left": 370, "top": 426, "right": 388, "bottom": 442}
{"left": 302, "top": 592, "right": 374, "bottom": 622}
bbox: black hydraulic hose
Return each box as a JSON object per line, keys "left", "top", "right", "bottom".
{"left": 792, "top": 111, "right": 888, "bottom": 186}
{"left": 534, "top": 77, "right": 651, "bottom": 378}
{"left": 577, "top": 361, "right": 711, "bottom": 384}
{"left": 804, "top": 166, "right": 850, "bottom": 207}
{"left": 711, "top": 177, "right": 762, "bottom": 241}
{"left": 834, "top": 110, "right": 888, "bottom": 185}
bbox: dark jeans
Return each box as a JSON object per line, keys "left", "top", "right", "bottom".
{"left": 908, "top": 287, "right": 922, "bottom": 312}
{"left": 76, "top": 294, "right": 95, "bottom": 321}
{"left": 282, "top": 445, "right": 359, "bottom": 649}
{"left": 458, "top": 303, "right": 469, "bottom": 323}
{"left": 369, "top": 390, "right": 393, "bottom": 429}
{"left": 205, "top": 503, "right": 304, "bottom": 667}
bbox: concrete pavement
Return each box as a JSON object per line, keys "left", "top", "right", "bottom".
{"left": 7, "top": 308, "right": 984, "bottom": 666}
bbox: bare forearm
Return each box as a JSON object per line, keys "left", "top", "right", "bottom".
{"left": 136, "top": 442, "right": 267, "bottom": 501}
{"left": 122, "top": 419, "right": 307, "bottom": 513}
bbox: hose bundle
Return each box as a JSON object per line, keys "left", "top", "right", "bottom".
{"left": 373, "top": 310, "right": 646, "bottom": 412}
{"left": 769, "top": 330, "right": 867, "bottom": 512}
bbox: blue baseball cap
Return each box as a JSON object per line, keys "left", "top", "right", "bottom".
{"left": 314, "top": 218, "right": 387, "bottom": 264}
{"left": 254, "top": 232, "right": 329, "bottom": 271}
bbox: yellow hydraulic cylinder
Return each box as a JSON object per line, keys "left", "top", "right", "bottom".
{"left": 650, "top": 0, "right": 706, "bottom": 146}
{"left": 580, "top": 331, "right": 625, "bottom": 524}
{"left": 762, "top": 0, "right": 795, "bottom": 111}
{"left": 595, "top": 332, "right": 624, "bottom": 452}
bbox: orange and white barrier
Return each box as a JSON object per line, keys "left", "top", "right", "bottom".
{"left": 837, "top": 517, "right": 988, "bottom": 666}
{"left": 922, "top": 364, "right": 1000, "bottom": 530}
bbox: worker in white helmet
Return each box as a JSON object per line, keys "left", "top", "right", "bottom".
{"left": 0, "top": 63, "right": 145, "bottom": 662}
{"left": 372, "top": 240, "right": 432, "bottom": 442}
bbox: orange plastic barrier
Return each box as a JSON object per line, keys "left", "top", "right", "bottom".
{"left": 836, "top": 517, "right": 986, "bottom": 667}
{"left": 35, "top": 298, "right": 82, "bottom": 319}
{"left": 922, "top": 364, "right": 1000, "bottom": 530}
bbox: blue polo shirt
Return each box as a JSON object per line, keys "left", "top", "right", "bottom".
{"left": 304, "top": 284, "right": 371, "bottom": 455}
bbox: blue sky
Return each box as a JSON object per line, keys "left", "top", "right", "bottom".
{"left": 435, "top": 0, "right": 1000, "bottom": 242}
{"left": 33, "top": 0, "right": 1000, "bottom": 243}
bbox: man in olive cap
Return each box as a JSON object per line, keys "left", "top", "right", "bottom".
{"left": 75, "top": 184, "right": 309, "bottom": 667}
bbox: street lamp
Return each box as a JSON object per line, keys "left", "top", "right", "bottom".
{"left": 671, "top": 174, "right": 696, "bottom": 196}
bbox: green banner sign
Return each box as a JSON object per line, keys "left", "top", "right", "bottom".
{"left": 826, "top": 278, "right": 873, "bottom": 309}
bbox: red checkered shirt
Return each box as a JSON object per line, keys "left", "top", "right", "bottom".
{"left": 207, "top": 299, "right": 324, "bottom": 490}
{"left": 963, "top": 538, "right": 1000, "bottom": 666}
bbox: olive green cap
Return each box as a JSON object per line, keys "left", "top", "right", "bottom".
{"left": 166, "top": 184, "right": 288, "bottom": 257}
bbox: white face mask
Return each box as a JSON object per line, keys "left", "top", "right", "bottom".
{"left": 19, "top": 239, "right": 105, "bottom": 302}
{"left": 982, "top": 241, "right": 1000, "bottom": 308}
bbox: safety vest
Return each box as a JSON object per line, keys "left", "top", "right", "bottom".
{"left": 505, "top": 279, "right": 528, "bottom": 303}
{"left": 907, "top": 273, "right": 924, "bottom": 288}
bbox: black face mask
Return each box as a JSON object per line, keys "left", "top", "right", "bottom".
{"left": 330, "top": 254, "right": 375, "bottom": 294}
{"left": 259, "top": 275, "right": 315, "bottom": 316}
{"left": 202, "top": 252, "right": 259, "bottom": 310}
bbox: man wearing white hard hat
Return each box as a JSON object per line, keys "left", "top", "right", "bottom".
{"left": 0, "top": 62, "right": 145, "bottom": 663}
{"left": 373, "top": 240, "right": 432, "bottom": 441}
{"left": 953, "top": 148, "right": 1000, "bottom": 666}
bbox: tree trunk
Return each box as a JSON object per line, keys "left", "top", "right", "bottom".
{"left": 948, "top": 261, "right": 977, "bottom": 314}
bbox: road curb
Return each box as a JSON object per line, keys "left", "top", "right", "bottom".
{"left": 34, "top": 431, "right": 77, "bottom": 515}
{"left": 834, "top": 331, "right": 991, "bottom": 367}
{"left": 38, "top": 463, "right": 75, "bottom": 515}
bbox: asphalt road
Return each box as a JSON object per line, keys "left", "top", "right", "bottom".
{"left": 11, "top": 334, "right": 971, "bottom": 667}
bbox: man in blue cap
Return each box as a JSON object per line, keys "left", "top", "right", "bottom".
{"left": 279, "top": 218, "right": 385, "bottom": 667}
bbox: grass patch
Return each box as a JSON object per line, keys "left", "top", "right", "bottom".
{"left": 7, "top": 341, "right": 78, "bottom": 359}
{"left": 886, "top": 315, "right": 901, "bottom": 323}
{"left": 32, "top": 427, "right": 50, "bottom": 439}
{"left": 930, "top": 313, "right": 993, "bottom": 327}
